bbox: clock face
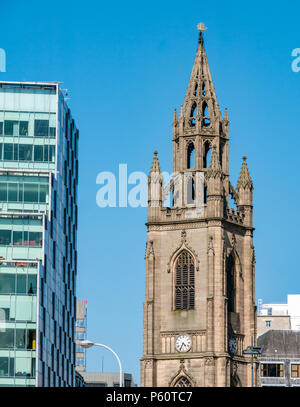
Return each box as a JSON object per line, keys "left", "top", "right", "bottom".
{"left": 175, "top": 334, "right": 191, "bottom": 353}
{"left": 228, "top": 337, "right": 237, "bottom": 355}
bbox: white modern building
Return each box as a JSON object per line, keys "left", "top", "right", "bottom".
{"left": 258, "top": 295, "right": 300, "bottom": 337}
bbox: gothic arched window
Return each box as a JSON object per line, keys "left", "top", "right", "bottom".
{"left": 170, "top": 187, "right": 173, "bottom": 207}
{"left": 203, "top": 141, "right": 211, "bottom": 168}
{"left": 226, "top": 254, "right": 235, "bottom": 313}
{"left": 203, "top": 183, "right": 207, "bottom": 204}
{"left": 202, "top": 102, "right": 210, "bottom": 127}
{"left": 193, "top": 83, "right": 198, "bottom": 96}
{"left": 187, "top": 143, "right": 195, "bottom": 169}
{"left": 175, "top": 251, "right": 195, "bottom": 310}
{"left": 186, "top": 176, "right": 195, "bottom": 204}
{"left": 174, "top": 376, "right": 192, "bottom": 387}
{"left": 190, "top": 102, "right": 197, "bottom": 127}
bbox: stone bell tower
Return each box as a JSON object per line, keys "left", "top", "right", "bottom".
{"left": 140, "top": 26, "right": 257, "bottom": 387}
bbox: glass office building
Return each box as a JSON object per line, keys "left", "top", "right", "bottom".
{"left": 0, "top": 81, "right": 79, "bottom": 386}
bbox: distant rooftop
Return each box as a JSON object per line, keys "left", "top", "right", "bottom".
{"left": 258, "top": 330, "right": 300, "bottom": 357}
{"left": 0, "top": 81, "right": 62, "bottom": 92}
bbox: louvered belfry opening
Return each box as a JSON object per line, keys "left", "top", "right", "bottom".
{"left": 175, "top": 250, "right": 195, "bottom": 310}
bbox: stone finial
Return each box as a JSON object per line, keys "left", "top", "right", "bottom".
{"left": 197, "top": 23, "right": 207, "bottom": 45}
{"left": 197, "top": 22, "right": 208, "bottom": 32}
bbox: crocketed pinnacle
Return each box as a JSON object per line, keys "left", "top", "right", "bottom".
{"left": 172, "top": 108, "right": 178, "bottom": 126}
{"left": 149, "top": 150, "right": 161, "bottom": 174}
{"left": 206, "top": 146, "right": 222, "bottom": 178}
{"left": 236, "top": 156, "right": 253, "bottom": 190}
{"left": 223, "top": 108, "right": 229, "bottom": 124}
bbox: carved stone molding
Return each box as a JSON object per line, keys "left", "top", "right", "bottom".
{"left": 207, "top": 235, "right": 215, "bottom": 255}
{"left": 181, "top": 229, "right": 187, "bottom": 244}
{"left": 251, "top": 244, "right": 256, "bottom": 265}
{"left": 167, "top": 229, "right": 200, "bottom": 273}
{"left": 144, "top": 359, "right": 154, "bottom": 369}
{"left": 206, "top": 219, "right": 223, "bottom": 226}
{"left": 202, "top": 138, "right": 214, "bottom": 147}
{"left": 205, "top": 357, "right": 215, "bottom": 366}
{"left": 231, "top": 234, "right": 237, "bottom": 249}
{"left": 148, "top": 221, "right": 207, "bottom": 232}
{"left": 161, "top": 330, "right": 206, "bottom": 337}
{"left": 145, "top": 240, "right": 154, "bottom": 259}
{"left": 168, "top": 359, "right": 196, "bottom": 387}
{"left": 185, "top": 138, "right": 196, "bottom": 146}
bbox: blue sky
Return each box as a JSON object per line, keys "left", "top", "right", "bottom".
{"left": 1, "top": 0, "right": 300, "bottom": 385}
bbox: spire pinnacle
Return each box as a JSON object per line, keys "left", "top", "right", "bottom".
{"left": 237, "top": 156, "right": 253, "bottom": 190}
{"left": 223, "top": 108, "right": 229, "bottom": 123}
{"left": 179, "top": 104, "right": 183, "bottom": 120}
{"left": 198, "top": 31, "right": 204, "bottom": 45}
{"left": 197, "top": 22, "right": 207, "bottom": 45}
{"left": 149, "top": 150, "right": 161, "bottom": 174}
{"left": 206, "top": 145, "right": 222, "bottom": 178}
{"left": 172, "top": 108, "right": 178, "bottom": 126}
{"left": 181, "top": 24, "right": 220, "bottom": 129}
{"left": 197, "top": 22, "right": 207, "bottom": 31}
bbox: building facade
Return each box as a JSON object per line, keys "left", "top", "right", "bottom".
{"left": 75, "top": 370, "right": 85, "bottom": 387}
{"left": 0, "top": 81, "right": 79, "bottom": 386}
{"left": 141, "top": 29, "right": 257, "bottom": 387}
{"left": 79, "top": 372, "right": 136, "bottom": 387}
{"left": 257, "top": 314, "right": 290, "bottom": 338}
{"left": 75, "top": 300, "right": 87, "bottom": 372}
{"left": 257, "top": 295, "right": 300, "bottom": 337}
{"left": 258, "top": 330, "right": 300, "bottom": 387}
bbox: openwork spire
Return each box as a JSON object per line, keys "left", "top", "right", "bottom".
{"left": 181, "top": 25, "right": 221, "bottom": 127}
{"left": 236, "top": 156, "right": 253, "bottom": 190}
{"left": 206, "top": 146, "right": 222, "bottom": 178}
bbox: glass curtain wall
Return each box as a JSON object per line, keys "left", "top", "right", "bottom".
{"left": 0, "top": 262, "right": 37, "bottom": 386}
{"left": 0, "top": 111, "right": 56, "bottom": 170}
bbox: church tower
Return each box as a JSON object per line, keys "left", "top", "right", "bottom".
{"left": 140, "top": 26, "right": 257, "bottom": 387}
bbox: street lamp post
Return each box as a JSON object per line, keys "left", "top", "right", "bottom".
{"left": 79, "top": 339, "right": 123, "bottom": 387}
{"left": 242, "top": 336, "right": 264, "bottom": 387}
